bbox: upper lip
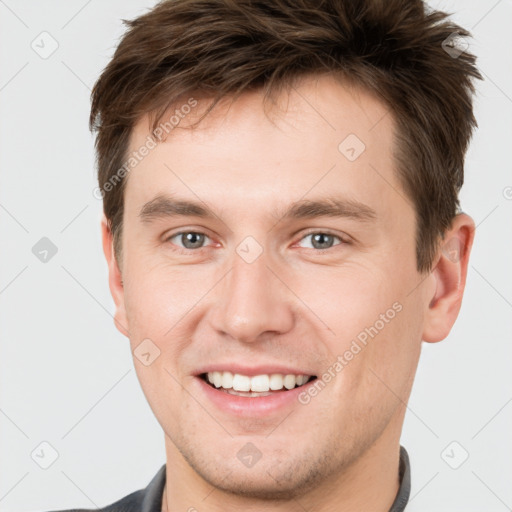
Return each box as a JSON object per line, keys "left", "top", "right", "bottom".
{"left": 194, "top": 364, "right": 316, "bottom": 377}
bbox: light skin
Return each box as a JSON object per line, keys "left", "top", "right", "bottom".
{"left": 101, "top": 73, "right": 475, "bottom": 511}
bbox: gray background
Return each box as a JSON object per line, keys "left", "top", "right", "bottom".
{"left": 0, "top": 0, "right": 510, "bottom": 510}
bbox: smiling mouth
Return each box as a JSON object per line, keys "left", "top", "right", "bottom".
{"left": 200, "top": 372, "right": 318, "bottom": 397}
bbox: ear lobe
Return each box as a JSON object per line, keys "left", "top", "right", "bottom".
{"left": 101, "top": 215, "right": 129, "bottom": 337}
{"left": 422, "top": 213, "right": 475, "bottom": 343}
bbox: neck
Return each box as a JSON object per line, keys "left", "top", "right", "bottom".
{"left": 162, "top": 482, "right": 168, "bottom": 512}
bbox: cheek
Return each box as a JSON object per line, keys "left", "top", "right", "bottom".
{"left": 357, "top": 299, "right": 423, "bottom": 403}
{"left": 122, "top": 264, "right": 206, "bottom": 381}
{"left": 302, "top": 268, "right": 400, "bottom": 335}
{"left": 316, "top": 271, "right": 419, "bottom": 387}
{"left": 123, "top": 263, "right": 198, "bottom": 330}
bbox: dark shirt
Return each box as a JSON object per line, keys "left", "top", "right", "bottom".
{"left": 50, "top": 445, "right": 411, "bottom": 512}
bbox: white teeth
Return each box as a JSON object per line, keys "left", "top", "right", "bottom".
{"left": 221, "top": 371, "right": 233, "bottom": 389}
{"left": 251, "top": 374, "right": 269, "bottom": 392}
{"left": 232, "top": 374, "right": 251, "bottom": 392}
{"left": 212, "top": 371, "right": 222, "bottom": 388}
{"left": 283, "top": 374, "right": 296, "bottom": 390}
{"left": 296, "top": 375, "right": 306, "bottom": 386}
{"left": 269, "top": 374, "right": 283, "bottom": 390}
{"left": 206, "top": 372, "right": 312, "bottom": 392}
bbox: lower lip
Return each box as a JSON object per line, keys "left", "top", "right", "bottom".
{"left": 194, "top": 376, "right": 315, "bottom": 417}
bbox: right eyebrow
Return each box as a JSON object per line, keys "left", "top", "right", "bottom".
{"left": 139, "top": 196, "right": 215, "bottom": 223}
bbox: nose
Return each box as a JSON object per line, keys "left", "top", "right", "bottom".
{"left": 208, "top": 247, "right": 295, "bottom": 344}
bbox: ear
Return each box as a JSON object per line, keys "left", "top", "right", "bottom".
{"left": 422, "top": 213, "right": 475, "bottom": 343}
{"left": 101, "top": 214, "right": 129, "bottom": 337}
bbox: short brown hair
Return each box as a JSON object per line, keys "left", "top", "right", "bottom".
{"left": 90, "top": 0, "right": 482, "bottom": 274}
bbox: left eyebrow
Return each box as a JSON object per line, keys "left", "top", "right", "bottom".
{"left": 138, "top": 194, "right": 378, "bottom": 224}
{"left": 278, "top": 197, "right": 377, "bottom": 223}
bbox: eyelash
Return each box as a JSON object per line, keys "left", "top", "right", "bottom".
{"left": 164, "top": 229, "right": 349, "bottom": 255}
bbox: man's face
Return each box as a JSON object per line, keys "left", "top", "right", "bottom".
{"left": 108, "top": 74, "right": 434, "bottom": 498}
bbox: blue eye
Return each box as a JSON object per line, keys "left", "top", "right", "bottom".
{"left": 166, "top": 231, "right": 212, "bottom": 251}
{"left": 297, "top": 232, "right": 344, "bottom": 250}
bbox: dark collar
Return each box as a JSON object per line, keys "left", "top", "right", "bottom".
{"left": 140, "top": 445, "right": 411, "bottom": 511}
{"left": 389, "top": 445, "right": 411, "bottom": 511}
{"left": 140, "top": 463, "right": 166, "bottom": 512}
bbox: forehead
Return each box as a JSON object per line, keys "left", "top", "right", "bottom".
{"left": 124, "top": 73, "right": 409, "bottom": 224}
